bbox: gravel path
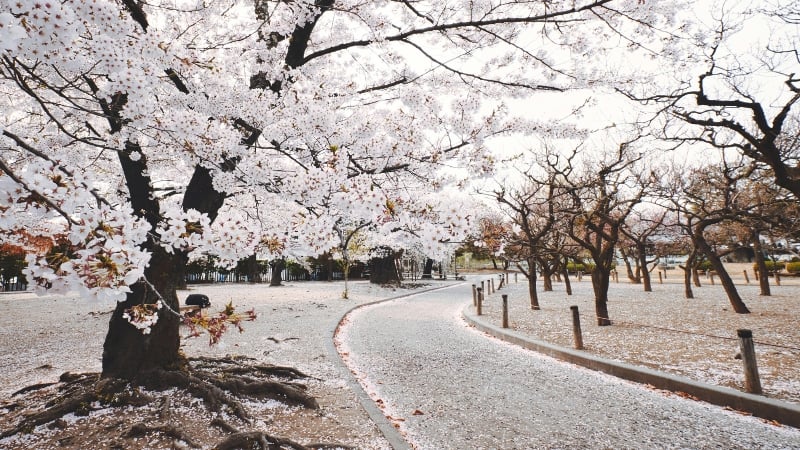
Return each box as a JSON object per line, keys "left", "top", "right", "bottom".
{"left": 337, "top": 281, "right": 800, "bottom": 449}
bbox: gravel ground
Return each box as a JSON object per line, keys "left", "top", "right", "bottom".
{"left": 336, "top": 280, "right": 800, "bottom": 449}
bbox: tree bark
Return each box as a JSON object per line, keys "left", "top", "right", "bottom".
{"left": 422, "top": 258, "right": 434, "bottom": 279}
{"left": 102, "top": 247, "right": 185, "bottom": 378}
{"left": 561, "top": 256, "right": 573, "bottom": 296}
{"left": 270, "top": 258, "right": 285, "bottom": 287}
{"left": 695, "top": 235, "right": 750, "bottom": 313}
{"left": 370, "top": 248, "right": 400, "bottom": 285}
{"left": 592, "top": 267, "right": 612, "bottom": 326}
{"left": 637, "top": 244, "right": 652, "bottom": 292}
{"left": 523, "top": 257, "right": 539, "bottom": 310}
{"left": 751, "top": 230, "right": 771, "bottom": 296}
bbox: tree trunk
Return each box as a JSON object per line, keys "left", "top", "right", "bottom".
{"left": 246, "top": 254, "right": 260, "bottom": 283}
{"left": 370, "top": 249, "right": 400, "bottom": 285}
{"left": 681, "top": 251, "right": 695, "bottom": 299}
{"left": 102, "top": 247, "right": 185, "bottom": 379}
{"left": 695, "top": 235, "right": 750, "bottom": 313}
{"left": 523, "top": 257, "right": 539, "bottom": 310}
{"left": 540, "top": 260, "right": 554, "bottom": 292}
{"left": 422, "top": 258, "right": 434, "bottom": 279}
{"left": 620, "top": 249, "right": 639, "bottom": 283}
{"left": 591, "top": 267, "right": 612, "bottom": 326}
{"left": 270, "top": 258, "right": 285, "bottom": 286}
{"left": 561, "top": 257, "right": 573, "bottom": 296}
{"left": 637, "top": 245, "right": 652, "bottom": 292}
{"left": 682, "top": 265, "right": 694, "bottom": 299}
{"left": 751, "top": 231, "right": 771, "bottom": 296}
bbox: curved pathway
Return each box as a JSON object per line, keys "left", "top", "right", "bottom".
{"left": 337, "top": 282, "right": 800, "bottom": 449}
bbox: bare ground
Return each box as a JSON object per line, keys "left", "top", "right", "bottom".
{"left": 0, "top": 280, "right": 426, "bottom": 450}
{"left": 475, "top": 263, "right": 800, "bottom": 406}
{"left": 1, "top": 264, "right": 798, "bottom": 449}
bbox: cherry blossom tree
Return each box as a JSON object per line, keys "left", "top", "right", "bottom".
{"left": 0, "top": 2, "right": 686, "bottom": 436}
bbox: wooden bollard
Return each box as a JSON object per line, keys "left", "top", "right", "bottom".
{"left": 481, "top": 280, "right": 485, "bottom": 295}
{"left": 775, "top": 271, "right": 781, "bottom": 286}
{"left": 578, "top": 271, "right": 583, "bottom": 281}
{"left": 658, "top": 271, "right": 663, "bottom": 284}
{"left": 662, "top": 269, "right": 666, "bottom": 280}
{"left": 472, "top": 284, "right": 477, "bottom": 307}
{"left": 737, "top": 329, "right": 762, "bottom": 394}
{"left": 743, "top": 270, "right": 750, "bottom": 284}
{"left": 514, "top": 272, "right": 518, "bottom": 283}
{"left": 755, "top": 270, "right": 759, "bottom": 281}
{"left": 491, "top": 278, "right": 495, "bottom": 294}
{"left": 501, "top": 294, "right": 509, "bottom": 328}
{"left": 710, "top": 273, "right": 715, "bottom": 285}
{"left": 476, "top": 288, "right": 483, "bottom": 315}
{"left": 570, "top": 305, "right": 584, "bottom": 350}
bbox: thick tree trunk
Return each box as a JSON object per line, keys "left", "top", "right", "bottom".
{"left": 591, "top": 267, "right": 612, "bottom": 326}
{"left": 270, "top": 258, "right": 285, "bottom": 286}
{"left": 682, "top": 265, "right": 694, "bottom": 299}
{"left": 751, "top": 231, "right": 771, "bottom": 296}
{"left": 540, "top": 260, "right": 553, "bottom": 292}
{"left": 102, "top": 247, "right": 185, "bottom": 379}
{"left": 246, "top": 254, "right": 261, "bottom": 283}
{"left": 422, "top": 258, "right": 434, "bottom": 279}
{"left": 370, "top": 249, "right": 400, "bottom": 285}
{"left": 695, "top": 235, "right": 750, "bottom": 313}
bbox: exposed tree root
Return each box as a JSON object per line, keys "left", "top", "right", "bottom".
{"left": 1, "top": 356, "right": 327, "bottom": 447}
{"left": 214, "top": 431, "right": 309, "bottom": 450}
{"left": 126, "top": 421, "right": 201, "bottom": 448}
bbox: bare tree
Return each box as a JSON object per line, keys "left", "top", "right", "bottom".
{"left": 559, "top": 142, "right": 649, "bottom": 326}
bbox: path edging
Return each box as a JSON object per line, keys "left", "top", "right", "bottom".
{"left": 463, "top": 306, "right": 800, "bottom": 429}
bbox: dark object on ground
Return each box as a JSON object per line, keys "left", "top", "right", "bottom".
{"left": 185, "top": 294, "right": 211, "bottom": 308}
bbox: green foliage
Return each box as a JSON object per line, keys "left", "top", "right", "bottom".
{"left": 566, "top": 262, "right": 595, "bottom": 273}
{"left": 753, "top": 260, "right": 786, "bottom": 273}
{"left": 786, "top": 262, "right": 800, "bottom": 274}
{"left": 697, "top": 260, "right": 713, "bottom": 271}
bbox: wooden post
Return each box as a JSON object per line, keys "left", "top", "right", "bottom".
{"left": 755, "top": 270, "right": 759, "bottom": 281}
{"left": 743, "top": 270, "right": 750, "bottom": 284}
{"left": 570, "top": 306, "right": 584, "bottom": 350}
{"left": 775, "top": 271, "right": 781, "bottom": 286}
{"left": 501, "top": 294, "right": 509, "bottom": 328}
{"left": 472, "top": 284, "right": 477, "bottom": 307}
{"left": 514, "top": 272, "right": 518, "bottom": 283}
{"left": 578, "top": 271, "right": 583, "bottom": 282}
{"left": 476, "top": 288, "right": 483, "bottom": 315}
{"left": 709, "top": 272, "right": 715, "bottom": 285}
{"left": 658, "top": 271, "right": 663, "bottom": 284}
{"left": 737, "top": 329, "right": 762, "bottom": 394}
{"left": 490, "top": 278, "right": 495, "bottom": 294}
{"left": 481, "top": 280, "right": 485, "bottom": 295}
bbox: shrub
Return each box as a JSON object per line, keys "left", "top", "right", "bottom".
{"left": 753, "top": 261, "right": 786, "bottom": 273}
{"left": 785, "top": 262, "right": 800, "bottom": 274}
{"left": 566, "top": 262, "right": 596, "bottom": 273}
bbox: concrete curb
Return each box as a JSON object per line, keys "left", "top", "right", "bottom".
{"left": 325, "top": 282, "right": 463, "bottom": 450}
{"left": 463, "top": 305, "right": 800, "bottom": 429}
